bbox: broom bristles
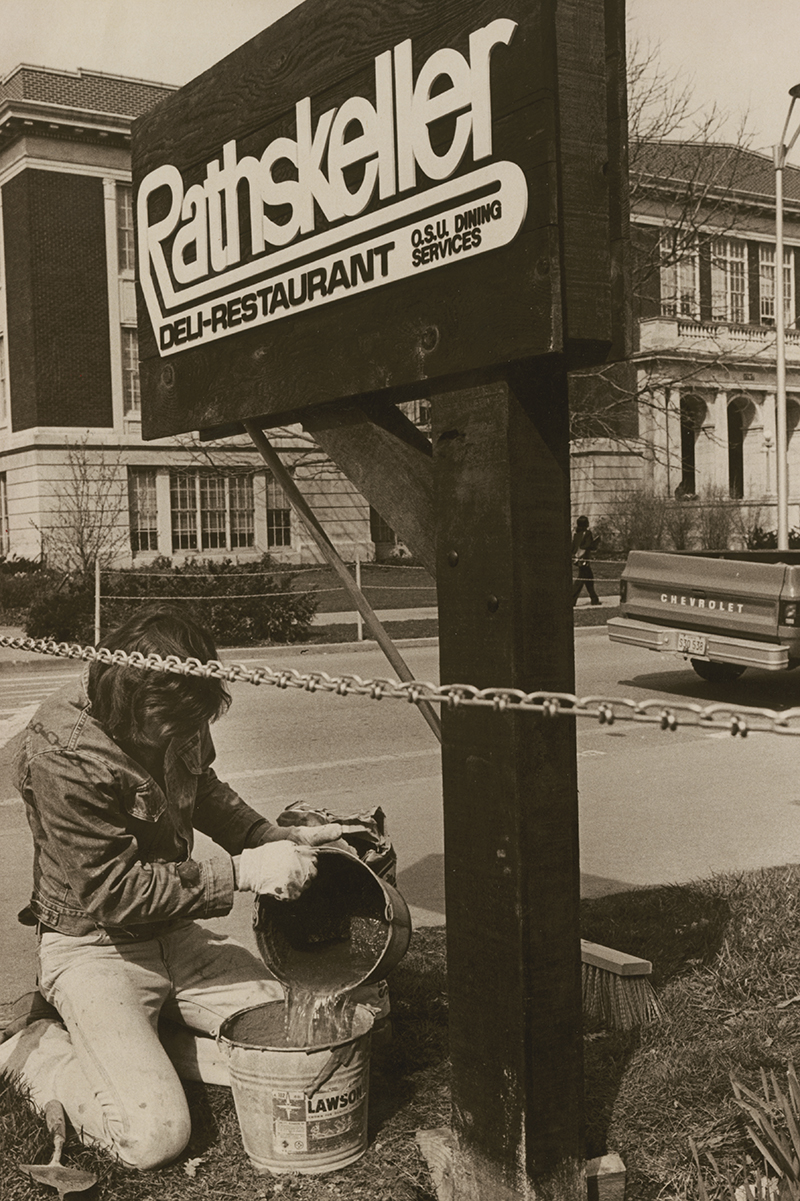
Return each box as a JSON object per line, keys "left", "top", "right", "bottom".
{"left": 582, "top": 960, "right": 664, "bottom": 1030}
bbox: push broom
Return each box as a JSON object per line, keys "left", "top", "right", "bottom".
{"left": 581, "top": 940, "right": 663, "bottom": 1030}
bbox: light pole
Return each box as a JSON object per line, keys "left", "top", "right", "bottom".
{"left": 774, "top": 84, "right": 800, "bottom": 549}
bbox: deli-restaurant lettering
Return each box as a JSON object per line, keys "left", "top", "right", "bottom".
{"left": 661, "top": 593, "right": 745, "bottom": 614}
{"left": 137, "top": 18, "right": 528, "bottom": 355}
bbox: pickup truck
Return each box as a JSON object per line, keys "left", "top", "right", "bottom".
{"left": 607, "top": 550, "right": 800, "bottom": 682}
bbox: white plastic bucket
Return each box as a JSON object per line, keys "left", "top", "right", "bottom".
{"left": 218, "top": 1001, "right": 374, "bottom": 1175}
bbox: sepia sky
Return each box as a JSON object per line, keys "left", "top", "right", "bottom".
{"left": 1, "top": 0, "right": 799, "bottom": 162}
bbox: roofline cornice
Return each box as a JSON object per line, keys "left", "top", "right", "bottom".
{"left": 1, "top": 62, "right": 178, "bottom": 92}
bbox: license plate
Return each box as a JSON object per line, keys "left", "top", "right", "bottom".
{"left": 677, "top": 632, "right": 706, "bottom": 655}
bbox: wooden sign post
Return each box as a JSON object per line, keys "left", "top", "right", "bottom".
{"left": 132, "top": 1, "right": 629, "bottom": 1195}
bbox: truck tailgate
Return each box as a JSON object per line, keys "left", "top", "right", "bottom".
{"left": 622, "top": 551, "right": 785, "bottom": 641}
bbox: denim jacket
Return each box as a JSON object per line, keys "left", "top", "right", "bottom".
{"left": 14, "top": 670, "right": 278, "bottom": 937}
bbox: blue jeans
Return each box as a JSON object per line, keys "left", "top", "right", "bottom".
{"left": 14, "top": 921, "right": 283, "bottom": 1169}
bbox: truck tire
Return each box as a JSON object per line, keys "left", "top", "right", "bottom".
{"left": 690, "top": 659, "right": 745, "bottom": 683}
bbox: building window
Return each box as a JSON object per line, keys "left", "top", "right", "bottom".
{"left": 128, "top": 469, "right": 158, "bottom": 552}
{"left": 789, "top": 399, "right": 800, "bottom": 445}
{"left": 660, "top": 235, "right": 699, "bottom": 319}
{"left": 200, "top": 473, "right": 227, "bottom": 549}
{"left": 400, "top": 398, "right": 432, "bottom": 431}
{"left": 0, "top": 336, "right": 6, "bottom": 425}
{"left": 727, "top": 397, "right": 754, "bottom": 499}
{"left": 0, "top": 474, "right": 9, "bottom": 559}
{"left": 170, "top": 470, "right": 256, "bottom": 552}
{"left": 370, "top": 506, "right": 396, "bottom": 545}
{"left": 170, "top": 472, "right": 198, "bottom": 551}
{"left": 759, "top": 245, "right": 795, "bottom": 327}
{"left": 679, "top": 395, "right": 706, "bottom": 497}
{"left": 231, "top": 474, "right": 255, "bottom": 548}
{"left": 711, "top": 238, "right": 748, "bottom": 325}
{"left": 266, "top": 476, "right": 291, "bottom": 547}
{"left": 117, "top": 184, "right": 135, "bottom": 274}
{"left": 122, "top": 327, "right": 140, "bottom": 416}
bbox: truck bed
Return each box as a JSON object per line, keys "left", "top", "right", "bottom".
{"left": 619, "top": 551, "right": 796, "bottom": 642}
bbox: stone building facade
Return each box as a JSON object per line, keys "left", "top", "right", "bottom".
{"left": 0, "top": 64, "right": 377, "bottom": 568}
{"left": 570, "top": 141, "right": 800, "bottom": 534}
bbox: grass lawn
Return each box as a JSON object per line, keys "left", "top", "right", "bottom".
{"left": 6, "top": 865, "right": 800, "bottom": 1199}
{"left": 291, "top": 559, "right": 623, "bottom": 618}
{"left": 285, "top": 559, "right": 621, "bottom": 644}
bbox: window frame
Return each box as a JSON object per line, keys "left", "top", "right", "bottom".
{"left": 0, "top": 335, "right": 7, "bottom": 425}
{"left": 759, "top": 243, "right": 795, "bottom": 328}
{"left": 170, "top": 469, "right": 258, "bottom": 554}
{"left": 121, "top": 326, "right": 140, "bottom": 417}
{"left": 265, "top": 475, "right": 291, "bottom": 548}
{"left": 128, "top": 468, "right": 159, "bottom": 553}
{"left": 116, "top": 184, "right": 135, "bottom": 275}
{"left": 659, "top": 233, "right": 700, "bottom": 320}
{"left": 0, "top": 473, "right": 9, "bottom": 559}
{"left": 711, "top": 238, "right": 749, "bottom": 325}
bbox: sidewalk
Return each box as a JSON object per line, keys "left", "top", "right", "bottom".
{"left": 0, "top": 611, "right": 439, "bottom": 671}
{"left": 314, "top": 607, "right": 438, "bottom": 625}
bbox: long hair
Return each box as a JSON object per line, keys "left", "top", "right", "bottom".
{"left": 88, "top": 606, "right": 231, "bottom": 744}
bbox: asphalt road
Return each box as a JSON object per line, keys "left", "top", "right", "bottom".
{"left": 2, "top": 630, "right": 800, "bottom": 1007}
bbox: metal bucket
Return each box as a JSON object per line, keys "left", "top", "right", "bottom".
{"left": 218, "top": 1001, "right": 374, "bottom": 1175}
{"left": 254, "top": 847, "right": 412, "bottom": 993}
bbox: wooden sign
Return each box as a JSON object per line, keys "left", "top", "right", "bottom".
{"left": 132, "top": 0, "right": 622, "bottom": 439}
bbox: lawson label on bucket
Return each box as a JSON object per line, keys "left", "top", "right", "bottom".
{"left": 272, "top": 1084, "right": 367, "bottom": 1155}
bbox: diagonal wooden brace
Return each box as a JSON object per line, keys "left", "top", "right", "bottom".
{"left": 244, "top": 419, "right": 441, "bottom": 743}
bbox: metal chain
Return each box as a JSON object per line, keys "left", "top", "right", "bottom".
{"left": 4, "top": 633, "right": 800, "bottom": 738}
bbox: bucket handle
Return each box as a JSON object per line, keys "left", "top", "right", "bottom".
{"left": 304, "top": 1041, "right": 357, "bottom": 1100}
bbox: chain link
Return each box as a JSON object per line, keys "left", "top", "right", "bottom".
{"left": 4, "top": 633, "right": 799, "bottom": 737}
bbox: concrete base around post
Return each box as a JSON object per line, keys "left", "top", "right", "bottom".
{"left": 586, "top": 1153, "right": 627, "bottom": 1201}
{"left": 416, "top": 1129, "right": 455, "bottom": 1201}
{"left": 416, "top": 1130, "right": 627, "bottom": 1201}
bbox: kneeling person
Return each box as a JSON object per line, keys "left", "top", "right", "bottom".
{"left": 0, "top": 606, "right": 341, "bottom": 1170}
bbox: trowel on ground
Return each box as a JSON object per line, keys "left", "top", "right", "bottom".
{"left": 19, "top": 1099, "right": 97, "bottom": 1199}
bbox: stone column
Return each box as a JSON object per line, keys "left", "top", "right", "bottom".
{"left": 763, "top": 391, "right": 777, "bottom": 498}
{"left": 665, "top": 388, "right": 683, "bottom": 496}
{"left": 649, "top": 387, "right": 670, "bottom": 494}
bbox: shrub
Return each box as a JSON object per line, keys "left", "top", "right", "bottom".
{"left": 0, "top": 561, "right": 59, "bottom": 625}
{"left": 99, "top": 556, "right": 318, "bottom": 647}
{"left": 664, "top": 499, "right": 697, "bottom": 551}
{"left": 25, "top": 584, "right": 94, "bottom": 643}
{"left": 695, "top": 485, "right": 739, "bottom": 550}
{"left": 595, "top": 489, "right": 669, "bottom": 556}
{"left": 747, "top": 526, "right": 800, "bottom": 551}
{"left": 0, "top": 556, "right": 43, "bottom": 575}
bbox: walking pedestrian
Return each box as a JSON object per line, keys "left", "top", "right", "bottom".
{"left": 572, "top": 515, "right": 602, "bottom": 606}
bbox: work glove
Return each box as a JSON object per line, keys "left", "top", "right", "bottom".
{"left": 285, "top": 822, "right": 344, "bottom": 847}
{"left": 237, "top": 842, "right": 318, "bottom": 900}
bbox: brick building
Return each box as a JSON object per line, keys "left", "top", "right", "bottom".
{"left": 570, "top": 140, "right": 800, "bottom": 535}
{"left": 0, "top": 63, "right": 378, "bottom": 567}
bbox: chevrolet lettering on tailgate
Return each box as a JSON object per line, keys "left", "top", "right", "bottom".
{"left": 661, "top": 594, "right": 745, "bottom": 613}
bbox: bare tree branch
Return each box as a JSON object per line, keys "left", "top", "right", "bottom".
{"left": 35, "top": 436, "right": 130, "bottom": 581}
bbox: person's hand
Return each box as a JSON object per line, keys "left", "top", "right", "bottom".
{"left": 286, "top": 822, "right": 343, "bottom": 847}
{"left": 237, "top": 842, "right": 317, "bottom": 900}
